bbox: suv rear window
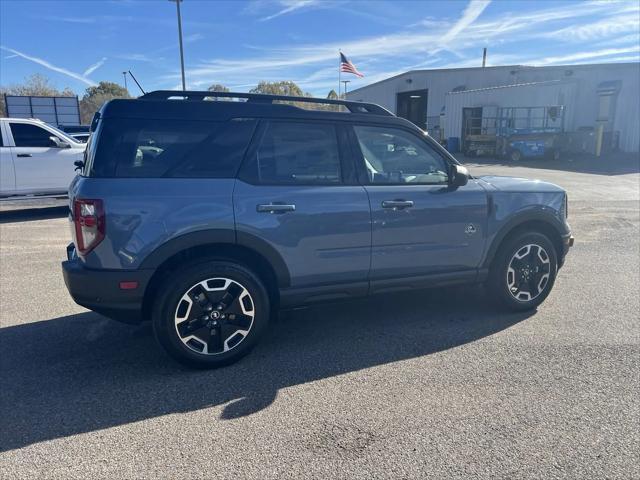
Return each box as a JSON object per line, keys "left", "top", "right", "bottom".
{"left": 87, "top": 118, "right": 256, "bottom": 178}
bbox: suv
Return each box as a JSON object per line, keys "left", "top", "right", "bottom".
{"left": 0, "top": 118, "right": 85, "bottom": 197}
{"left": 62, "top": 91, "right": 573, "bottom": 368}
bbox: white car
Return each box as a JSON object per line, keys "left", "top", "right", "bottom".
{"left": 0, "top": 117, "right": 85, "bottom": 198}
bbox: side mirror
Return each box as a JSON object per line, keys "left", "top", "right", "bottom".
{"left": 450, "top": 164, "right": 469, "bottom": 187}
{"left": 49, "top": 136, "right": 71, "bottom": 149}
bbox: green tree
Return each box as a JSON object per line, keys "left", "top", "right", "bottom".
{"left": 206, "top": 83, "right": 231, "bottom": 101}
{"left": 250, "top": 80, "right": 306, "bottom": 97}
{"left": 207, "top": 83, "right": 229, "bottom": 93}
{"left": 249, "top": 80, "right": 332, "bottom": 109}
{"left": 324, "top": 89, "right": 342, "bottom": 111}
{"left": 80, "top": 81, "right": 130, "bottom": 124}
{"left": 0, "top": 74, "right": 74, "bottom": 116}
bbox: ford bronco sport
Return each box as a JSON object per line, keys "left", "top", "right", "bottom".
{"left": 62, "top": 91, "right": 573, "bottom": 368}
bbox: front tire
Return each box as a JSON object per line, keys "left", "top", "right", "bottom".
{"left": 509, "top": 149, "right": 522, "bottom": 162}
{"left": 489, "top": 232, "right": 558, "bottom": 311}
{"left": 152, "top": 261, "right": 270, "bottom": 368}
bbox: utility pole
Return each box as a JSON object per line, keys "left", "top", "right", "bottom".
{"left": 169, "top": 0, "right": 186, "bottom": 91}
{"left": 341, "top": 80, "right": 351, "bottom": 96}
{"left": 122, "top": 71, "right": 128, "bottom": 93}
{"left": 482, "top": 47, "right": 487, "bottom": 68}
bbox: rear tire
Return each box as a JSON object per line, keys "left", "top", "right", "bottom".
{"left": 509, "top": 149, "right": 522, "bottom": 162}
{"left": 489, "top": 231, "right": 558, "bottom": 311}
{"left": 152, "top": 260, "right": 270, "bottom": 368}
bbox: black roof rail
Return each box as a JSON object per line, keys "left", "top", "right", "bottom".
{"left": 139, "top": 90, "right": 393, "bottom": 116}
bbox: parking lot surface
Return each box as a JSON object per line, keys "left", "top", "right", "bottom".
{"left": 1, "top": 158, "right": 639, "bottom": 479}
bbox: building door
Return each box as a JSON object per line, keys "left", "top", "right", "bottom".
{"left": 462, "top": 107, "right": 483, "bottom": 151}
{"left": 396, "top": 89, "right": 428, "bottom": 130}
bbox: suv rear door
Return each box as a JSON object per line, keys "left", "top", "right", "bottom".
{"left": 349, "top": 124, "right": 488, "bottom": 292}
{"left": 234, "top": 119, "right": 371, "bottom": 302}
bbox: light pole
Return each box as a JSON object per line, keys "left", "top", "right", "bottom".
{"left": 122, "top": 71, "right": 128, "bottom": 93}
{"left": 169, "top": 0, "right": 186, "bottom": 91}
{"left": 341, "top": 80, "right": 350, "bottom": 96}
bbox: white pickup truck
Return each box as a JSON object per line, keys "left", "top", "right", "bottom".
{"left": 0, "top": 117, "right": 85, "bottom": 198}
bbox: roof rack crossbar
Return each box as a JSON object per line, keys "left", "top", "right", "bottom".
{"left": 140, "top": 90, "right": 393, "bottom": 116}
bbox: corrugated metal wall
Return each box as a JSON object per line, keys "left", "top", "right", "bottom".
{"left": 443, "top": 81, "right": 578, "bottom": 141}
{"left": 347, "top": 63, "right": 640, "bottom": 152}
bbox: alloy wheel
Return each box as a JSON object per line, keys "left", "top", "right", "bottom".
{"left": 174, "top": 277, "right": 255, "bottom": 355}
{"left": 506, "top": 244, "right": 551, "bottom": 302}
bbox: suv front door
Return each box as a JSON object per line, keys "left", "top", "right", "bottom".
{"left": 350, "top": 124, "right": 488, "bottom": 292}
{"left": 234, "top": 120, "right": 371, "bottom": 303}
{"left": 8, "top": 122, "right": 78, "bottom": 193}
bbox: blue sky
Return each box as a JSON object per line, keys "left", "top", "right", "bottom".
{"left": 1, "top": 0, "right": 639, "bottom": 96}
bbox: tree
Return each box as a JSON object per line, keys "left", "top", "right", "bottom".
{"left": 326, "top": 89, "right": 339, "bottom": 100}
{"left": 206, "top": 83, "right": 231, "bottom": 101}
{"left": 207, "top": 84, "right": 229, "bottom": 93}
{"left": 0, "top": 74, "right": 74, "bottom": 116}
{"left": 250, "top": 81, "right": 307, "bottom": 97}
{"left": 80, "top": 81, "right": 130, "bottom": 124}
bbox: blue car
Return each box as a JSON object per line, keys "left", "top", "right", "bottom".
{"left": 62, "top": 91, "right": 573, "bottom": 368}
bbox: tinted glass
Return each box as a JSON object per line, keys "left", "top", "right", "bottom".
{"left": 255, "top": 122, "right": 341, "bottom": 184}
{"left": 89, "top": 118, "right": 256, "bottom": 178}
{"left": 10, "top": 123, "right": 55, "bottom": 148}
{"left": 354, "top": 125, "right": 448, "bottom": 184}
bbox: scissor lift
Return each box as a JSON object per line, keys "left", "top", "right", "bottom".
{"left": 495, "top": 106, "right": 566, "bottom": 161}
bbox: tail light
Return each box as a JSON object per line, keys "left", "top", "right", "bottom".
{"left": 73, "top": 199, "right": 105, "bottom": 255}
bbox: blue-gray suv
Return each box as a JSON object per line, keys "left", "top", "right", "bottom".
{"left": 62, "top": 91, "right": 573, "bottom": 368}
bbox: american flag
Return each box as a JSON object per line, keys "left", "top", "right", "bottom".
{"left": 340, "top": 52, "right": 364, "bottom": 77}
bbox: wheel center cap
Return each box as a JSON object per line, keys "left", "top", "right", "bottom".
{"left": 210, "top": 310, "right": 221, "bottom": 320}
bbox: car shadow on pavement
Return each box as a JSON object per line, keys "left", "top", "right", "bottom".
{"left": 0, "top": 206, "right": 68, "bottom": 224}
{"left": 0, "top": 287, "right": 533, "bottom": 452}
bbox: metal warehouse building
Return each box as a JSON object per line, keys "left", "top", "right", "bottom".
{"left": 346, "top": 63, "right": 640, "bottom": 153}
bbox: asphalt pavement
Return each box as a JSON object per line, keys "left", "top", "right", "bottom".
{"left": 1, "top": 157, "right": 638, "bottom": 479}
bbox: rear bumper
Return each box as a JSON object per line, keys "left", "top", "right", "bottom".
{"left": 62, "top": 246, "right": 153, "bottom": 323}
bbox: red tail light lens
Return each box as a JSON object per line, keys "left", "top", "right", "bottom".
{"left": 73, "top": 199, "right": 105, "bottom": 255}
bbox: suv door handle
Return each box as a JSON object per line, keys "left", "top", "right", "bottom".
{"left": 382, "top": 200, "right": 414, "bottom": 210}
{"left": 257, "top": 203, "right": 296, "bottom": 214}
{"left": 17, "top": 153, "right": 32, "bottom": 158}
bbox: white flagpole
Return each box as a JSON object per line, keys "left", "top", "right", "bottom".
{"left": 338, "top": 50, "right": 341, "bottom": 98}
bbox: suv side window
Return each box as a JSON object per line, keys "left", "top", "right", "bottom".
{"left": 90, "top": 118, "right": 256, "bottom": 178}
{"left": 10, "top": 123, "right": 55, "bottom": 148}
{"left": 253, "top": 121, "right": 342, "bottom": 185}
{"left": 353, "top": 125, "right": 449, "bottom": 184}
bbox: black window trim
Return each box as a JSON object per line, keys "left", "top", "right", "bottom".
{"left": 348, "top": 122, "right": 454, "bottom": 187}
{"left": 237, "top": 118, "right": 356, "bottom": 187}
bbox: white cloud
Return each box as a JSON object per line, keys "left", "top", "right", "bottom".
{"left": 117, "top": 53, "right": 158, "bottom": 63}
{"left": 83, "top": 57, "right": 107, "bottom": 76}
{"left": 182, "top": 33, "right": 205, "bottom": 43}
{"left": 543, "top": 15, "right": 640, "bottom": 42}
{"left": 46, "top": 16, "right": 97, "bottom": 24}
{"left": 440, "top": 0, "right": 491, "bottom": 43}
{"left": 0, "top": 46, "right": 97, "bottom": 86}
{"left": 162, "top": 0, "right": 639, "bottom": 95}
{"left": 260, "top": 0, "right": 318, "bottom": 21}
{"left": 528, "top": 46, "right": 640, "bottom": 66}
